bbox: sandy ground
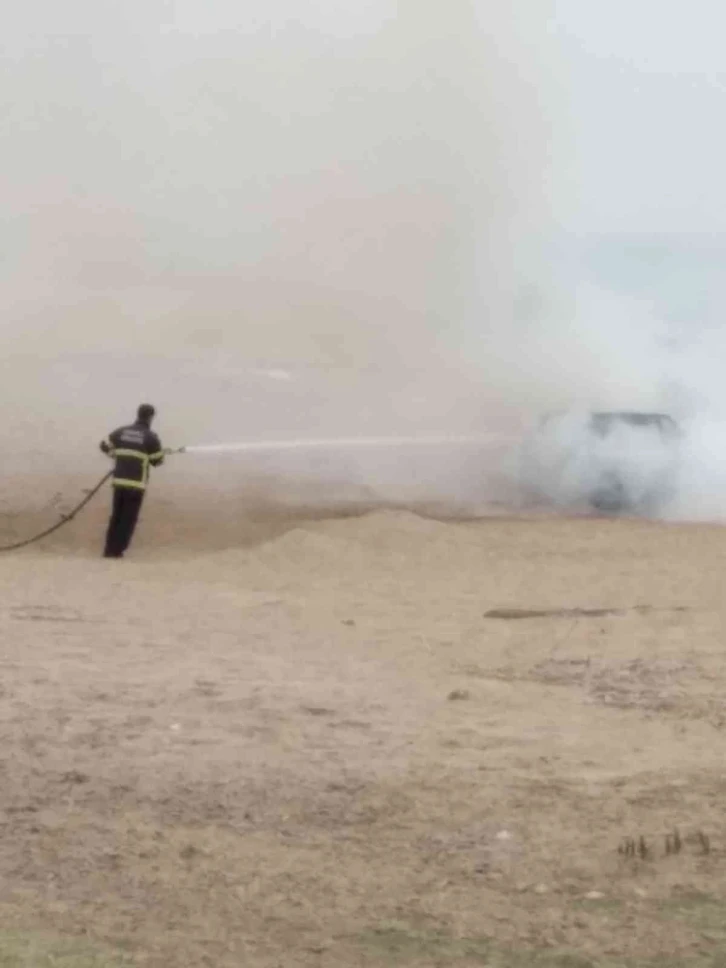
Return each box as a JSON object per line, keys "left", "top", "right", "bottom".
{"left": 0, "top": 482, "right": 725, "bottom": 966}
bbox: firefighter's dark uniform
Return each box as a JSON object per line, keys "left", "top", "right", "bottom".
{"left": 100, "top": 420, "right": 165, "bottom": 557}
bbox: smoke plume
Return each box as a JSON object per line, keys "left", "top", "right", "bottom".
{"left": 3, "top": 2, "right": 723, "bottom": 522}
{"left": 0, "top": 1, "right": 562, "bottom": 508}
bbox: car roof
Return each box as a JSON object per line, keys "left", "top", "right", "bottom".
{"left": 538, "top": 410, "right": 680, "bottom": 432}
{"left": 590, "top": 411, "right": 674, "bottom": 423}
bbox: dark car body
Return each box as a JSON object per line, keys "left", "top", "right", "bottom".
{"left": 522, "top": 410, "right": 682, "bottom": 515}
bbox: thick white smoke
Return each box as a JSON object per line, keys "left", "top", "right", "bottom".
{"left": 512, "top": 279, "right": 726, "bottom": 521}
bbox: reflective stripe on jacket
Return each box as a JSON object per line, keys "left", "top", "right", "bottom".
{"left": 103, "top": 422, "right": 164, "bottom": 491}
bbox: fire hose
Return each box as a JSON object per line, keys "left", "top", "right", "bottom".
{"left": 0, "top": 446, "right": 186, "bottom": 553}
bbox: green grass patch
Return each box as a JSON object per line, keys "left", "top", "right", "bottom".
{"left": 0, "top": 931, "right": 134, "bottom": 968}
{"left": 658, "top": 892, "right": 726, "bottom": 944}
{"left": 358, "top": 922, "right": 490, "bottom": 961}
{"left": 354, "top": 920, "right": 726, "bottom": 967}
{"left": 574, "top": 896, "right": 625, "bottom": 915}
{"left": 356, "top": 923, "right": 599, "bottom": 966}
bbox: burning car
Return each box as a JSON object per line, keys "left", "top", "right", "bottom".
{"left": 520, "top": 410, "right": 682, "bottom": 515}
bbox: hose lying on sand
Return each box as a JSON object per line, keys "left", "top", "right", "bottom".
{"left": 0, "top": 446, "right": 191, "bottom": 553}
{"left": 0, "top": 471, "right": 114, "bottom": 552}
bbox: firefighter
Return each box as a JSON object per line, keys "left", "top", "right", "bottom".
{"left": 100, "top": 404, "right": 165, "bottom": 558}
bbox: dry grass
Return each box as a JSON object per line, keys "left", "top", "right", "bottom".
{"left": 0, "top": 932, "right": 132, "bottom": 967}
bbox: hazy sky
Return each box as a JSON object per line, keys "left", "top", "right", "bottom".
{"left": 4, "top": 0, "right": 723, "bottom": 265}
{"left": 552, "top": 0, "right": 726, "bottom": 234}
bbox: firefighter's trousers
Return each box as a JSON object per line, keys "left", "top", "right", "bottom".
{"left": 104, "top": 486, "right": 145, "bottom": 558}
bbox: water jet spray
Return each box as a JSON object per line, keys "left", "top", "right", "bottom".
{"left": 178, "top": 434, "right": 502, "bottom": 456}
